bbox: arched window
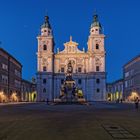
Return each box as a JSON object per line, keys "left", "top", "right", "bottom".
{"left": 96, "top": 88, "right": 100, "bottom": 93}
{"left": 96, "top": 44, "right": 99, "bottom": 49}
{"left": 96, "top": 66, "right": 100, "bottom": 72}
{"left": 78, "top": 79, "right": 82, "bottom": 85}
{"left": 43, "top": 66, "right": 47, "bottom": 72}
{"left": 43, "top": 78, "right": 46, "bottom": 84}
{"left": 43, "top": 88, "right": 46, "bottom": 93}
{"left": 96, "top": 78, "right": 100, "bottom": 84}
{"left": 43, "top": 44, "right": 47, "bottom": 50}
{"left": 78, "top": 67, "right": 82, "bottom": 73}
{"left": 61, "top": 67, "right": 65, "bottom": 73}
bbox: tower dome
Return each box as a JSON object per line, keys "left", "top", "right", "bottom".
{"left": 90, "top": 14, "right": 102, "bottom": 29}
{"left": 41, "top": 16, "right": 51, "bottom": 29}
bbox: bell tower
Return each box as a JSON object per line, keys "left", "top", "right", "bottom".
{"left": 88, "top": 14, "right": 105, "bottom": 72}
{"left": 37, "top": 16, "right": 54, "bottom": 73}
{"left": 36, "top": 15, "right": 54, "bottom": 102}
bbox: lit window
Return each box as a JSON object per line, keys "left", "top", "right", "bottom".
{"left": 43, "top": 66, "right": 47, "bottom": 72}
{"left": 96, "top": 44, "right": 99, "bottom": 49}
{"left": 96, "top": 66, "right": 100, "bottom": 72}
{"left": 43, "top": 44, "right": 47, "bottom": 50}
{"left": 96, "top": 78, "right": 100, "bottom": 84}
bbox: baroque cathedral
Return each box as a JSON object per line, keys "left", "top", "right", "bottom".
{"left": 36, "top": 14, "right": 106, "bottom": 101}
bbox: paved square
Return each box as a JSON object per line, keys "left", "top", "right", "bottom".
{"left": 102, "top": 124, "right": 137, "bottom": 139}
{"left": 0, "top": 102, "right": 140, "bottom": 140}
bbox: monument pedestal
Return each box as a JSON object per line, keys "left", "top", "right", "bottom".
{"left": 54, "top": 61, "right": 87, "bottom": 105}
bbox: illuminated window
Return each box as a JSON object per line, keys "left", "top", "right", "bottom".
{"left": 43, "top": 66, "right": 47, "bottom": 72}
{"left": 96, "top": 44, "right": 99, "bottom": 49}
{"left": 96, "top": 66, "right": 100, "bottom": 72}
{"left": 43, "top": 44, "right": 47, "bottom": 50}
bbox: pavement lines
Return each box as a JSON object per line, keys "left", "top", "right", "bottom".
{"left": 102, "top": 124, "right": 138, "bottom": 139}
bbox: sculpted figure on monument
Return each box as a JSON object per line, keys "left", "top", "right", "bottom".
{"left": 66, "top": 61, "right": 73, "bottom": 81}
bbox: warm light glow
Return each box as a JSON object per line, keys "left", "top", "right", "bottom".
{"left": 10, "top": 93, "right": 19, "bottom": 102}
{"left": 128, "top": 92, "right": 140, "bottom": 101}
{"left": 0, "top": 91, "right": 8, "bottom": 102}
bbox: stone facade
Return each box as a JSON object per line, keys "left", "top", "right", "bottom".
{"left": 0, "top": 48, "right": 22, "bottom": 102}
{"left": 21, "top": 79, "right": 37, "bottom": 102}
{"left": 106, "top": 79, "right": 123, "bottom": 101}
{"left": 123, "top": 55, "right": 140, "bottom": 101}
{"left": 36, "top": 14, "right": 106, "bottom": 101}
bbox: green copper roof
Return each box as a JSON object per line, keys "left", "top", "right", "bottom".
{"left": 41, "top": 16, "right": 51, "bottom": 29}
{"left": 90, "top": 14, "right": 102, "bottom": 29}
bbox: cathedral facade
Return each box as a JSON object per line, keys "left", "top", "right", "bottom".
{"left": 36, "top": 14, "right": 106, "bottom": 101}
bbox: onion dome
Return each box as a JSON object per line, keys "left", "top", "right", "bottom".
{"left": 41, "top": 16, "right": 51, "bottom": 29}
{"left": 90, "top": 14, "right": 102, "bottom": 29}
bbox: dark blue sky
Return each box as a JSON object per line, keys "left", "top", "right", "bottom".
{"left": 0, "top": 0, "right": 140, "bottom": 82}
